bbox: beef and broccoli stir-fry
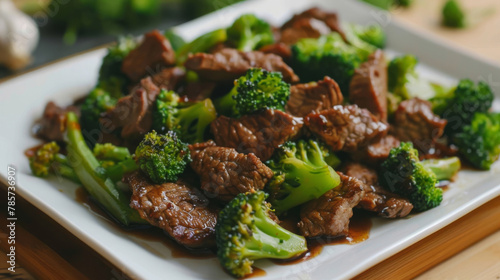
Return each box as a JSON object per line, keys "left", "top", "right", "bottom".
{"left": 27, "top": 7, "right": 499, "bottom": 278}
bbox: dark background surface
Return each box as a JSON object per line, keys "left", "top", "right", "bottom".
{"left": 0, "top": 3, "right": 188, "bottom": 80}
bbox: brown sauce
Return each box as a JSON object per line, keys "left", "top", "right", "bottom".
{"left": 240, "top": 267, "right": 267, "bottom": 279}
{"left": 273, "top": 213, "right": 372, "bottom": 266}
{"left": 74, "top": 187, "right": 215, "bottom": 260}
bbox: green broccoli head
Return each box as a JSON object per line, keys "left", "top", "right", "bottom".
{"left": 442, "top": 0, "right": 465, "bottom": 28}
{"left": 227, "top": 14, "right": 275, "bottom": 52}
{"left": 28, "top": 141, "right": 80, "bottom": 183}
{"left": 387, "top": 54, "right": 438, "bottom": 100}
{"left": 291, "top": 33, "right": 364, "bottom": 95}
{"left": 266, "top": 140, "right": 341, "bottom": 214}
{"left": 215, "top": 68, "right": 290, "bottom": 117}
{"left": 380, "top": 142, "right": 442, "bottom": 211}
{"left": 134, "top": 130, "right": 191, "bottom": 184}
{"left": 80, "top": 88, "right": 118, "bottom": 143}
{"left": 98, "top": 36, "right": 137, "bottom": 97}
{"left": 216, "top": 190, "right": 307, "bottom": 278}
{"left": 454, "top": 112, "right": 500, "bottom": 170}
{"left": 442, "top": 79, "right": 494, "bottom": 136}
{"left": 29, "top": 142, "right": 61, "bottom": 177}
{"left": 153, "top": 90, "right": 217, "bottom": 143}
{"left": 344, "top": 23, "right": 386, "bottom": 49}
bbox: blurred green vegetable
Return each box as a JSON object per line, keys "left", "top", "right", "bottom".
{"left": 184, "top": 0, "right": 245, "bottom": 18}
{"left": 50, "top": 0, "right": 161, "bottom": 44}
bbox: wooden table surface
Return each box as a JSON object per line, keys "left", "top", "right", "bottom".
{"left": 1, "top": 0, "right": 500, "bottom": 279}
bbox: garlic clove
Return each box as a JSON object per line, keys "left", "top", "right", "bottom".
{"left": 0, "top": 0, "right": 39, "bottom": 71}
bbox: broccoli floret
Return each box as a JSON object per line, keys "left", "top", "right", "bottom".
{"left": 266, "top": 140, "right": 341, "bottom": 214}
{"left": 176, "top": 29, "right": 227, "bottom": 65}
{"left": 421, "top": 157, "right": 461, "bottom": 181}
{"left": 442, "top": 0, "right": 465, "bottom": 28}
{"left": 395, "top": 0, "right": 413, "bottom": 7}
{"left": 361, "top": 0, "right": 412, "bottom": 9}
{"left": 387, "top": 55, "right": 439, "bottom": 101}
{"left": 153, "top": 90, "right": 217, "bottom": 143}
{"left": 97, "top": 36, "right": 137, "bottom": 97}
{"left": 291, "top": 33, "right": 366, "bottom": 95}
{"left": 135, "top": 130, "right": 191, "bottom": 184}
{"left": 216, "top": 191, "right": 307, "bottom": 278}
{"left": 344, "top": 23, "right": 386, "bottom": 49}
{"left": 441, "top": 79, "right": 494, "bottom": 136}
{"left": 380, "top": 142, "right": 443, "bottom": 211}
{"left": 28, "top": 142, "right": 80, "bottom": 183}
{"left": 93, "top": 143, "right": 138, "bottom": 182}
{"left": 226, "top": 14, "right": 274, "bottom": 52}
{"left": 80, "top": 88, "right": 118, "bottom": 145}
{"left": 214, "top": 68, "right": 290, "bottom": 117}
{"left": 454, "top": 112, "right": 500, "bottom": 170}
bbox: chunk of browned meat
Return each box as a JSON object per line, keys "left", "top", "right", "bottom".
{"left": 281, "top": 7, "right": 345, "bottom": 40}
{"left": 211, "top": 109, "right": 303, "bottom": 161}
{"left": 126, "top": 171, "right": 218, "bottom": 248}
{"left": 190, "top": 146, "right": 274, "bottom": 201}
{"left": 279, "top": 18, "right": 331, "bottom": 45}
{"left": 349, "top": 50, "right": 388, "bottom": 121}
{"left": 150, "top": 67, "right": 185, "bottom": 91}
{"left": 392, "top": 98, "right": 447, "bottom": 151}
{"left": 297, "top": 172, "right": 365, "bottom": 238}
{"left": 181, "top": 81, "right": 217, "bottom": 102}
{"left": 121, "top": 30, "right": 176, "bottom": 82}
{"left": 259, "top": 43, "right": 292, "bottom": 60}
{"left": 188, "top": 140, "right": 216, "bottom": 155}
{"left": 305, "top": 105, "right": 388, "bottom": 152}
{"left": 184, "top": 48, "right": 299, "bottom": 83}
{"left": 34, "top": 101, "right": 80, "bottom": 142}
{"left": 286, "top": 76, "right": 344, "bottom": 117}
{"left": 101, "top": 77, "right": 160, "bottom": 144}
{"left": 350, "top": 135, "right": 401, "bottom": 165}
{"left": 342, "top": 162, "right": 413, "bottom": 218}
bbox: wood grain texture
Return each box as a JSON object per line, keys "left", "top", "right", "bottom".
{"left": 354, "top": 196, "right": 500, "bottom": 279}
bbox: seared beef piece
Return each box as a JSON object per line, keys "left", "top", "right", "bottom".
{"left": 279, "top": 17, "right": 331, "bottom": 45}
{"left": 184, "top": 48, "right": 299, "bottom": 83}
{"left": 305, "top": 105, "right": 388, "bottom": 152}
{"left": 121, "top": 30, "right": 176, "bottom": 82}
{"left": 126, "top": 171, "right": 218, "bottom": 248}
{"left": 259, "top": 43, "right": 292, "bottom": 60}
{"left": 392, "top": 98, "right": 447, "bottom": 151}
{"left": 101, "top": 77, "right": 160, "bottom": 144}
{"left": 297, "top": 172, "right": 365, "bottom": 238}
{"left": 190, "top": 146, "right": 274, "bottom": 201}
{"left": 350, "top": 135, "right": 401, "bottom": 165}
{"left": 150, "top": 67, "right": 185, "bottom": 91}
{"left": 35, "top": 102, "right": 80, "bottom": 142}
{"left": 211, "top": 109, "right": 303, "bottom": 161}
{"left": 349, "top": 50, "right": 388, "bottom": 121}
{"left": 281, "top": 7, "right": 345, "bottom": 40}
{"left": 188, "top": 140, "right": 216, "bottom": 154}
{"left": 286, "top": 76, "right": 344, "bottom": 117}
{"left": 342, "top": 162, "right": 413, "bottom": 218}
{"left": 181, "top": 81, "right": 217, "bottom": 102}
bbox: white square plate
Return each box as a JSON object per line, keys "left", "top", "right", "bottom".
{"left": 1, "top": 0, "right": 499, "bottom": 279}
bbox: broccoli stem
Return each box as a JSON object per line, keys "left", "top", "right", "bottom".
{"left": 242, "top": 205, "right": 307, "bottom": 259}
{"left": 104, "top": 158, "right": 138, "bottom": 182}
{"left": 421, "top": 157, "right": 461, "bottom": 181}
{"left": 214, "top": 87, "right": 238, "bottom": 116}
{"left": 273, "top": 157, "right": 340, "bottom": 214}
{"left": 93, "top": 143, "right": 131, "bottom": 162}
{"left": 177, "top": 29, "right": 227, "bottom": 65}
{"left": 52, "top": 154, "right": 81, "bottom": 183}
{"left": 65, "top": 112, "right": 145, "bottom": 226}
